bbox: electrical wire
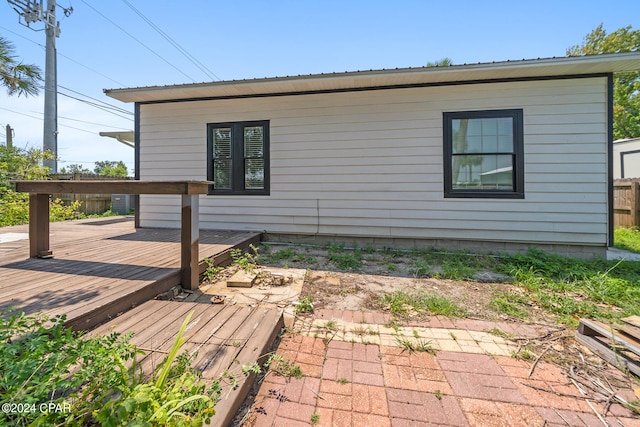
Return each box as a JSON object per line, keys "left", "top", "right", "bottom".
{"left": 120, "top": 0, "right": 220, "bottom": 81}
{"left": 79, "top": 0, "right": 197, "bottom": 83}
{"left": 58, "top": 85, "right": 133, "bottom": 116}
{"left": 57, "top": 91, "right": 134, "bottom": 121}
{"left": 0, "top": 106, "right": 124, "bottom": 135}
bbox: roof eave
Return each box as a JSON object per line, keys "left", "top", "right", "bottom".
{"left": 104, "top": 52, "right": 640, "bottom": 103}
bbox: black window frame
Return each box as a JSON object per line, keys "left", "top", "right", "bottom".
{"left": 443, "top": 109, "right": 524, "bottom": 199}
{"left": 206, "top": 120, "right": 270, "bottom": 195}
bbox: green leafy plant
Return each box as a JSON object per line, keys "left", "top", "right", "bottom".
{"left": 311, "top": 413, "right": 320, "bottom": 425}
{"left": 230, "top": 244, "right": 260, "bottom": 273}
{"left": 94, "top": 310, "right": 218, "bottom": 427}
{"left": 0, "top": 311, "right": 140, "bottom": 426}
{"left": 326, "top": 243, "right": 362, "bottom": 270}
{"left": 202, "top": 257, "right": 223, "bottom": 283}
{"left": 294, "top": 294, "right": 314, "bottom": 314}
{"left": 266, "top": 354, "right": 303, "bottom": 379}
{"left": 0, "top": 310, "right": 220, "bottom": 427}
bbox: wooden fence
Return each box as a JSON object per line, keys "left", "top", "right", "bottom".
{"left": 51, "top": 173, "right": 132, "bottom": 216}
{"left": 614, "top": 178, "right": 640, "bottom": 228}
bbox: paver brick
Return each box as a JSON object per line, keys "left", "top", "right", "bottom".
{"left": 320, "top": 378, "right": 352, "bottom": 395}
{"left": 445, "top": 371, "right": 527, "bottom": 403}
{"left": 332, "top": 409, "right": 353, "bottom": 427}
{"left": 317, "top": 392, "right": 352, "bottom": 411}
{"left": 352, "top": 413, "right": 393, "bottom": 427}
{"left": 353, "top": 370, "right": 385, "bottom": 386}
{"left": 297, "top": 361, "right": 323, "bottom": 378}
{"left": 388, "top": 401, "right": 428, "bottom": 420}
{"left": 272, "top": 416, "right": 311, "bottom": 427}
{"left": 276, "top": 401, "right": 316, "bottom": 423}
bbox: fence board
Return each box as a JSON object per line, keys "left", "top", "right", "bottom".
{"left": 614, "top": 178, "right": 640, "bottom": 228}
{"left": 51, "top": 173, "right": 132, "bottom": 216}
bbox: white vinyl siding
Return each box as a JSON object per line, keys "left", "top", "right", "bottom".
{"left": 137, "top": 77, "right": 608, "bottom": 247}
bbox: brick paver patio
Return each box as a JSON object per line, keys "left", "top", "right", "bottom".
{"left": 244, "top": 309, "right": 640, "bottom": 427}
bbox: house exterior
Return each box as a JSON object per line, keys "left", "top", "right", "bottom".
{"left": 106, "top": 52, "right": 640, "bottom": 258}
{"left": 613, "top": 137, "right": 640, "bottom": 179}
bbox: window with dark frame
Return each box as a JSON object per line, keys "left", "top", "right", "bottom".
{"left": 207, "top": 120, "right": 270, "bottom": 195}
{"left": 443, "top": 109, "right": 524, "bottom": 199}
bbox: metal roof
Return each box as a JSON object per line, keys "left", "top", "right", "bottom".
{"left": 104, "top": 52, "right": 640, "bottom": 103}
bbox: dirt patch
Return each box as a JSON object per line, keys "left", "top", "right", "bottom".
{"left": 303, "top": 270, "right": 521, "bottom": 321}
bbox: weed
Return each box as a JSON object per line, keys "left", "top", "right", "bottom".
{"left": 329, "top": 251, "right": 362, "bottom": 271}
{"left": 409, "top": 259, "right": 431, "bottom": 277}
{"left": 614, "top": 227, "right": 640, "bottom": 253}
{"left": 488, "top": 292, "right": 529, "bottom": 319}
{"left": 395, "top": 336, "right": 436, "bottom": 354}
{"left": 385, "top": 262, "right": 399, "bottom": 272}
{"left": 267, "top": 354, "right": 304, "bottom": 379}
{"left": 363, "top": 244, "right": 376, "bottom": 254}
{"left": 434, "top": 389, "right": 443, "bottom": 400}
{"left": 231, "top": 243, "right": 260, "bottom": 273}
{"left": 486, "top": 328, "right": 513, "bottom": 339}
{"left": 311, "top": 413, "right": 320, "bottom": 425}
{"left": 511, "top": 348, "right": 535, "bottom": 361}
{"left": 335, "top": 378, "right": 349, "bottom": 384}
{"left": 202, "top": 257, "right": 223, "bottom": 282}
{"left": 294, "top": 295, "right": 314, "bottom": 314}
{"left": 435, "top": 257, "right": 477, "bottom": 280}
{"left": 380, "top": 290, "right": 466, "bottom": 318}
{"left": 384, "top": 317, "right": 401, "bottom": 331}
{"left": 323, "top": 320, "right": 338, "bottom": 331}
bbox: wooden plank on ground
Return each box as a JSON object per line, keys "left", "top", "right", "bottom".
{"left": 621, "top": 316, "right": 640, "bottom": 329}
{"left": 576, "top": 318, "right": 640, "bottom": 376}
{"left": 209, "top": 308, "right": 283, "bottom": 427}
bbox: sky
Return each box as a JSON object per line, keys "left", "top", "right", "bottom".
{"left": 1, "top": 0, "right": 639, "bottom": 175}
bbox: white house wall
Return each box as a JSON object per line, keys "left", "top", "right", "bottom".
{"left": 613, "top": 138, "right": 640, "bottom": 179}
{"left": 138, "top": 77, "right": 609, "bottom": 248}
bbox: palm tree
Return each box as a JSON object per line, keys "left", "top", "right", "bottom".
{"left": 0, "top": 36, "right": 42, "bottom": 97}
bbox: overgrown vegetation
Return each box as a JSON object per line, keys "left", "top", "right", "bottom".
{"left": 0, "top": 144, "right": 132, "bottom": 226}
{"left": 0, "top": 310, "right": 219, "bottom": 426}
{"left": 379, "top": 290, "right": 467, "bottom": 318}
{"left": 258, "top": 242, "right": 640, "bottom": 328}
{"left": 614, "top": 227, "right": 640, "bottom": 253}
{"left": 496, "top": 248, "right": 640, "bottom": 326}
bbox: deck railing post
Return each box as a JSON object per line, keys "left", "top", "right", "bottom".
{"left": 29, "top": 193, "right": 52, "bottom": 258}
{"left": 181, "top": 194, "right": 200, "bottom": 290}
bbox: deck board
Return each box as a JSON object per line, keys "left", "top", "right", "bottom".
{"left": 1, "top": 217, "right": 280, "bottom": 424}
{"left": 89, "top": 300, "right": 284, "bottom": 427}
{"left": 0, "top": 216, "right": 260, "bottom": 330}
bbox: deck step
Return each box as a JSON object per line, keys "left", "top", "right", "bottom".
{"left": 91, "top": 300, "right": 284, "bottom": 427}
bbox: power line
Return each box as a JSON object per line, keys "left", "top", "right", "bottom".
{"left": 58, "top": 85, "right": 133, "bottom": 115}
{"left": 0, "top": 69, "right": 133, "bottom": 121}
{"left": 0, "top": 106, "right": 122, "bottom": 135}
{"left": 57, "top": 91, "right": 134, "bottom": 121}
{"left": 120, "top": 0, "right": 220, "bottom": 81}
{"left": 79, "top": 0, "right": 197, "bottom": 83}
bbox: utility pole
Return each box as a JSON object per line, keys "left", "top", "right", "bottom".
{"left": 6, "top": 124, "right": 13, "bottom": 148}
{"left": 7, "top": 0, "right": 72, "bottom": 172}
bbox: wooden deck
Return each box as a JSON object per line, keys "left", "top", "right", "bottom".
{"left": 90, "top": 300, "right": 283, "bottom": 427}
{"left": 0, "top": 216, "right": 261, "bottom": 330}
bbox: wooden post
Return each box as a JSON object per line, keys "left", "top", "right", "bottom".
{"left": 181, "top": 194, "right": 199, "bottom": 290}
{"left": 29, "top": 193, "right": 53, "bottom": 258}
{"left": 632, "top": 181, "right": 640, "bottom": 228}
